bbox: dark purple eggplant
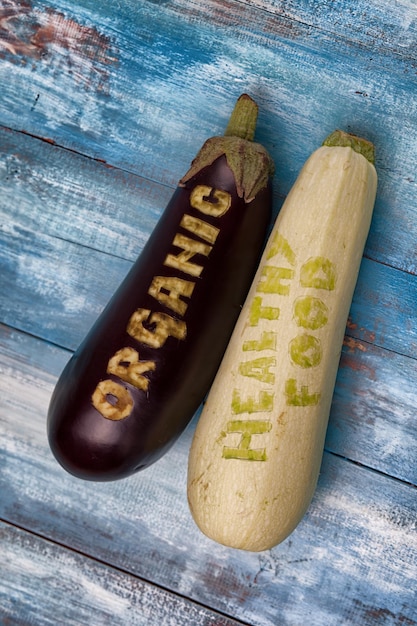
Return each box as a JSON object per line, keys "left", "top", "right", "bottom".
{"left": 47, "top": 94, "right": 275, "bottom": 481}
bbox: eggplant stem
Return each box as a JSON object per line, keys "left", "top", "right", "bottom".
{"left": 180, "top": 94, "right": 274, "bottom": 202}
{"left": 224, "top": 94, "right": 258, "bottom": 142}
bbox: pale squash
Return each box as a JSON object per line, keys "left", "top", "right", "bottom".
{"left": 187, "top": 130, "right": 378, "bottom": 551}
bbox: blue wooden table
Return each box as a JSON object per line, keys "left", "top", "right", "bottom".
{"left": 1, "top": 1, "right": 416, "bottom": 624}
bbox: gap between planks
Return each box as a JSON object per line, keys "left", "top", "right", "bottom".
{"left": 0, "top": 517, "right": 252, "bottom": 626}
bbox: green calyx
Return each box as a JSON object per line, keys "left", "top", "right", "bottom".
{"left": 323, "top": 129, "right": 376, "bottom": 164}
{"left": 180, "top": 94, "right": 275, "bottom": 202}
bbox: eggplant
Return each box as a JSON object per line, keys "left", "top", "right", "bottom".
{"left": 47, "top": 94, "right": 275, "bottom": 481}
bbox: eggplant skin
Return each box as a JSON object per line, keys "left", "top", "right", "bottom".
{"left": 47, "top": 155, "right": 272, "bottom": 481}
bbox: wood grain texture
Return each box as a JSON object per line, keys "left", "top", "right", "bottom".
{"left": 0, "top": 523, "right": 246, "bottom": 626}
{"left": 1, "top": 214, "right": 415, "bottom": 360}
{"left": 330, "top": 339, "right": 417, "bottom": 485}
{"left": 0, "top": 127, "right": 166, "bottom": 260}
{"left": 226, "top": 0, "right": 417, "bottom": 59}
{"left": 0, "top": 131, "right": 415, "bottom": 356}
{"left": 0, "top": 0, "right": 416, "bottom": 277}
{"left": 1, "top": 125, "right": 416, "bottom": 282}
{"left": 349, "top": 258, "right": 417, "bottom": 359}
{"left": 1, "top": 324, "right": 416, "bottom": 626}
{"left": 0, "top": 2, "right": 417, "bottom": 280}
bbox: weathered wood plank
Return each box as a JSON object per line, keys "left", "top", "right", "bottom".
{"left": 330, "top": 338, "right": 417, "bottom": 486}
{"left": 349, "top": 258, "right": 417, "bottom": 359}
{"left": 0, "top": 523, "right": 246, "bottom": 626}
{"left": 0, "top": 325, "right": 416, "bottom": 626}
{"left": 0, "top": 0, "right": 416, "bottom": 280}
{"left": 1, "top": 129, "right": 416, "bottom": 358}
{"left": 0, "top": 316, "right": 417, "bottom": 485}
{"left": 0, "top": 317, "right": 415, "bottom": 494}
{"left": 206, "top": 0, "right": 417, "bottom": 59}
{"left": 0, "top": 127, "right": 167, "bottom": 261}
{"left": 1, "top": 211, "right": 415, "bottom": 359}
{"left": 1, "top": 126, "right": 416, "bottom": 280}
{"left": 0, "top": 220, "right": 130, "bottom": 348}
{"left": 1, "top": 0, "right": 416, "bottom": 178}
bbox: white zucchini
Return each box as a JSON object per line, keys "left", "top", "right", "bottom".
{"left": 187, "top": 131, "right": 378, "bottom": 551}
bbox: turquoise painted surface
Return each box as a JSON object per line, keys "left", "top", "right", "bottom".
{"left": 0, "top": 522, "right": 242, "bottom": 626}
{"left": 0, "top": 0, "right": 416, "bottom": 624}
